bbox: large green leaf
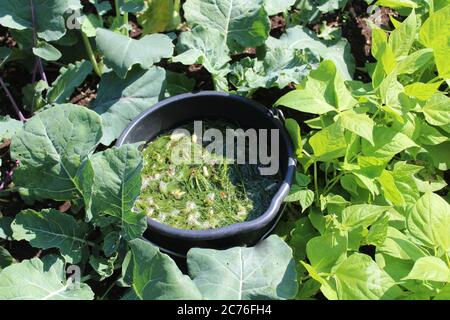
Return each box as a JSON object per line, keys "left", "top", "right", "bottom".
{"left": 273, "top": 26, "right": 355, "bottom": 80}
{"left": 129, "top": 239, "right": 202, "bottom": 300}
{"left": 0, "top": 0, "right": 82, "bottom": 42}
{"left": 0, "top": 47, "right": 12, "bottom": 68}
{"left": 188, "top": 235, "right": 298, "bottom": 300}
{"left": 0, "top": 257, "right": 94, "bottom": 300}
{"left": 333, "top": 253, "right": 402, "bottom": 300}
{"left": 82, "top": 145, "right": 146, "bottom": 240}
{"left": 183, "top": 0, "right": 270, "bottom": 51}
{"left": 341, "top": 204, "right": 390, "bottom": 229}
{"left": 276, "top": 60, "right": 356, "bottom": 114}
{"left": 0, "top": 116, "right": 22, "bottom": 140}
{"left": 419, "top": 5, "right": 450, "bottom": 80}
{"left": 407, "top": 192, "right": 450, "bottom": 252}
{"left": 10, "top": 104, "right": 103, "bottom": 201}
{"left": 404, "top": 256, "right": 450, "bottom": 282}
{"left": 92, "top": 66, "right": 165, "bottom": 146}
{"left": 306, "top": 233, "right": 347, "bottom": 274}
{"left": 47, "top": 60, "right": 93, "bottom": 104}
{"left": 0, "top": 247, "right": 14, "bottom": 271}
{"left": 173, "top": 26, "right": 230, "bottom": 90}
{"left": 11, "top": 209, "right": 90, "bottom": 264}
{"left": 309, "top": 122, "right": 347, "bottom": 161}
{"left": 95, "top": 28, "right": 173, "bottom": 78}
{"left": 263, "top": 0, "right": 296, "bottom": 15}
{"left": 422, "top": 94, "right": 450, "bottom": 126}
{"left": 230, "top": 37, "right": 313, "bottom": 95}
{"left": 388, "top": 10, "right": 417, "bottom": 58}
{"left": 361, "top": 127, "right": 417, "bottom": 163}
{"left": 338, "top": 109, "right": 375, "bottom": 145}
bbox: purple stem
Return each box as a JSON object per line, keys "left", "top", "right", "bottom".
{"left": 30, "top": 0, "right": 47, "bottom": 83}
{"left": 31, "top": 58, "right": 39, "bottom": 83}
{"left": 0, "top": 77, "right": 27, "bottom": 122}
{"left": 0, "top": 161, "right": 18, "bottom": 191}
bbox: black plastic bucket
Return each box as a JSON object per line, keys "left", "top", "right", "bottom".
{"left": 116, "top": 91, "right": 296, "bottom": 257}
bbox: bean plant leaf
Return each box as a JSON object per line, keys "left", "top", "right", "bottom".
{"left": 183, "top": 0, "right": 270, "bottom": 51}
{"left": 309, "top": 122, "right": 347, "bottom": 161}
{"left": 419, "top": 5, "right": 450, "bottom": 80}
{"left": 137, "top": 0, "right": 177, "bottom": 34}
{"left": 129, "top": 239, "right": 202, "bottom": 300}
{"left": 406, "top": 192, "right": 450, "bottom": 252}
{"left": 306, "top": 233, "right": 347, "bottom": 274}
{"left": 10, "top": 104, "right": 103, "bottom": 201}
{"left": 188, "top": 235, "right": 298, "bottom": 300}
{"left": 92, "top": 66, "right": 166, "bottom": 146}
{"left": 338, "top": 109, "right": 375, "bottom": 145}
{"left": 388, "top": 10, "right": 416, "bottom": 58}
{"left": 276, "top": 60, "right": 357, "bottom": 114}
{"left": 341, "top": 205, "right": 390, "bottom": 229}
{"left": 422, "top": 94, "right": 450, "bottom": 126}
{"left": 95, "top": 28, "right": 174, "bottom": 78}
{"left": 82, "top": 145, "right": 146, "bottom": 240}
{"left": 0, "top": 257, "right": 94, "bottom": 300}
{"left": 11, "top": 209, "right": 90, "bottom": 264}
{"left": 333, "top": 253, "right": 402, "bottom": 300}
{"left": 361, "top": 127, "right": 417, "bottom": 163}
{"left": 0, "top": 0, "right": 82, "bottom": 42}
{"left": 47, "top": 60, "right": 93, "bottom": 104}
{"left": 404, "top": 256, "right": 450, "bottom": 283}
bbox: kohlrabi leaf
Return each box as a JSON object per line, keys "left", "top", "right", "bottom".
{"left": 0, "top": 247, "right": 14, "bottom": 272}
{"left": 0, "top": 0, "right": 82, "bottom": 42}
{"left": 0, "top": 116, "right": 22, "bottom": 140}
{"left": 95, "top": 28, "right": 173, "bottom": 78}
{"left": 47, "top": 60, "right": 93, "bottom": 104}
{"left": 187, "top": 235, "right": 298, "bottom": 300}
{"left": 165, "top": 71, "right": 196, "bottom": 98}
{"left": 32, "top": 41, "right": 61, "bottom": 61}
{"left": 173, "top": 26, "right": 230, "bottom": 90}
{"left": 183, "top": 0, "right": 270, "bottom": 51}
{"left": 333, "top": 253, "right": 402, "bottom": 300}
{"left": 406, "top": 192, "right": 450, "bottom": 252}
{"left": 10, "top": 104, "right": 103, "bottom": 201}
{"left": 230, "top": 36, "right": 313, "bottom": 95}
{"left": 275, "top": 60, "right": 357, "bottom": 114}
{"left": 274, "top": 26, "right": 354, "bottom": 79}
{"left": 92, "top": 66, "right": 165, "bottom": 146}
{"left": 0, "top": 256, "right": 94, "bottom": 300}
{"left": 82, "top": 145, "right": 146, "bottom": 240}
{"left": 129, "top": 238, "right": 202, "bottom": 300}
{"left": 263, "top": 0, "right": 296, "bottom": 15}
{"left": 11, "top": 209, "right": 90, "bottom": 264}
{"left": 0, "top": 47, "right": 12, "bottom": 68}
